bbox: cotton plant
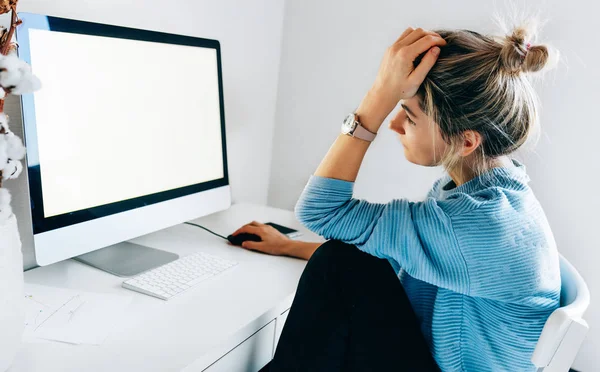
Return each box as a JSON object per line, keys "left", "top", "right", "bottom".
{"left": 0, "top": 0, "right": 41, "bottom": 225}
{"left": 0, "top": 64, "right": 39, "bottom": 223}
{"left": 1, "top": 110, "right": 27, "bottom": 180}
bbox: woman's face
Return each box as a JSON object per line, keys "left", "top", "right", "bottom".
{"left": 388, "top": 96, "right": 448, "bottom": 166}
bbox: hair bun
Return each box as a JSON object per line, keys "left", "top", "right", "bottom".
{"left": 500, "top": 26, "right": 549, "bottom": 74}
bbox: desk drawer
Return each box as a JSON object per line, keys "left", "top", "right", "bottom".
{"left": 203, "top": 320, "right": 275, "bottom": 372}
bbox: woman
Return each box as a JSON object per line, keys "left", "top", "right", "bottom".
{"left": 233, "top": 25, "right": 560, "bottom": 371}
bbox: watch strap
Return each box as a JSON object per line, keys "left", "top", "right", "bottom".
{"left": 352, "top": 122, "right": 377, "bottom": 142}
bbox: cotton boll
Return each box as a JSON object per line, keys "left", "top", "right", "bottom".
{"left": 11, "top": 73, "right": 41, "bottom": 95}
{"left": 0, "top": 53, "right": 22, "bottom": 88}
{"left": 0, "top": 202, "right": 10, "bottom": 222}
{"left": 0, "top": 187, "right": 10, "bottom": 206}
{"left": 0, "top": 112, "right": 8, "bottom": 132}
{"left": 11, "top": 159, "right": 22, "bottom": 179}
{"left": 0, "top": 135, "right": 8, "bottom": 167}
{"left": 4, "top": 132, "right": 25, "bottom": 160}
{"left": 0, "top": 202, "right": 11, "bottom": 222}
{"left": 0, "top": 187, "right": 12, "bottom": 222}
{"left": 0, "top": 54, "right": 41, "bottom": 94}
{"left": 0, "top": 187, "right": 12, "bottom": 217}
{"left": 1, "top": 158, "right": 21, "bottom": 180}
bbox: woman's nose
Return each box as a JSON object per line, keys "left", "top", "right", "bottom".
{"left": 389, "top": 112, "right": 406, "bottom": 135}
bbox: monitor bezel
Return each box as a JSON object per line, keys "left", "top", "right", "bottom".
{"left": 16, "top": 13, "right": 230, "bottom": 235}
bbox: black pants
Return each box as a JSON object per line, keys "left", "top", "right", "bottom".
{"left": 267, "top": 240, "right": 439, "bottom": 372}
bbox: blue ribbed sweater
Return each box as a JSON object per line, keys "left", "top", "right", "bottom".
{"left": 295, "top": 159, "right": 561, "bottom": 371}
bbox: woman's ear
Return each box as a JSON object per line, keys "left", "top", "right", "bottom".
{"left": 460, "top": 130, "right": 482, "bottom": 157}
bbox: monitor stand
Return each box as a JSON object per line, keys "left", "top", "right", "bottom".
{"left": 73, "top": 241, "right": 179, "bottom": 277}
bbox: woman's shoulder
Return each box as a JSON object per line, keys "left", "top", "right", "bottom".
{"left": 428, "top": 181, "right": 539, "bottom": 217}
{"left": 428, "top": 163, "right": 535, "bottom": 217}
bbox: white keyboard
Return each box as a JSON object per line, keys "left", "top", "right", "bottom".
{"left": 122, "top": 252, "right": 238, "bottom": 300}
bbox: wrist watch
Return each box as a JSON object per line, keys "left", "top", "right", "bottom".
{"left": 341, "top": 113, "right": 377, "bottom": 142}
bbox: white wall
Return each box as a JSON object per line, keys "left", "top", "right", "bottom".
{"left": 10, "top": 0, "right": 286, "bottom": 269}
{"left": 268, "top": 0, "right": 599, "bottom": 370}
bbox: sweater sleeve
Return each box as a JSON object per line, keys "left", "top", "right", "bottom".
{"left": 295, "top": 176, "right": 470, "bottom": 294}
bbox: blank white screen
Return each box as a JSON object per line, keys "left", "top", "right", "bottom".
{"left": 28, "top": 29, "right": 224, "bottom": 218}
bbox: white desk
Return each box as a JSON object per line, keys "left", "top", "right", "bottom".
{"left": 10, "top": 203, "right": 323, "bottom": 372}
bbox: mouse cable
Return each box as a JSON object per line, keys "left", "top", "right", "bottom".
{"left": 184, "top": 222, "right": 227, "bottom": 240}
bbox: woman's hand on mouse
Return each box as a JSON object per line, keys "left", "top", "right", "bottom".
{"left": 357, "top": 27, "right": 446, "bottom": 132}
{"left": 231, "top": 221, "right": 292, "bottom": 256}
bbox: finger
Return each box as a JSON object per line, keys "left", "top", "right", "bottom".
{"left": 393, "top": 27, "right": 414, "bottom": 44}
{"left": 233, "top": 221, "right": 261, "bottom": 235}
{"left": 396, "top": 28, "right": 440, "bottom": 48}
{"left": 241, "top": 240, "right": 263, "bottom": 250}
{"left": 405, "top": 34, "right": 446, "bottom": 60}
{"left": 409, "top": 46, "right": 441, "bottom": 85}
{"left": 234, "top": 225, "right": 261, "bottom": 236}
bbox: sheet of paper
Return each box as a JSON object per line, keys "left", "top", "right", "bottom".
{"left": 23, "top": 284, "right": 132, "bottom": 345}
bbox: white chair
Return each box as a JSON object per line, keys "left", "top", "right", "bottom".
{"left": 531, "top": 254, "right": 590, "bottom": 372}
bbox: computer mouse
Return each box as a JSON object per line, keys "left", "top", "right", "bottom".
{"left": 227, "top": 233, "right": 262, "bottom": 246}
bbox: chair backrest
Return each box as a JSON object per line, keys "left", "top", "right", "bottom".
{"left": 531, "top": 254, "right": 590, "bottom": 372}
{"left": 559, "top": 256, "right": 588, "bottom": 309}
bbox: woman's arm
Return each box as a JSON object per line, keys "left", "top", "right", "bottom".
{"left": 314, "top": 28, "right": 445, "bottom": 182}
{"left": 295, "top": 177, "right": 472, "bottom": 295}
{"left": 314, "top": 91, "right": 395, "bottom": 182}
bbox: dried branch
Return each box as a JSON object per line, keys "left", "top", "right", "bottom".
{"left": 0, "top": 0, "right": 19, "bottom": 186}
{"left": 0, "top": 4, "right": 19, "bottom": 55}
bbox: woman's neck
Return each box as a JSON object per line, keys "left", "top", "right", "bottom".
{"left": 448, "top": 156, "right": 513, "bottom": 187}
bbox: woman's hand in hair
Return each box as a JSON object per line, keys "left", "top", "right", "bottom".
{"left": 355, "top": 28, "right": 446, "bottom": 134}
{"left": 371, "top": 27, "right": 446, "bottom": 106}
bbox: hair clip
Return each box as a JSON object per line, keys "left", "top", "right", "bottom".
{"left": 521, "top": 43, "right": 531, "bottom": 59}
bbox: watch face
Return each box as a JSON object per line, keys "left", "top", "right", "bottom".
{"left": 342, "top": 114, "right": 356, "bottom": 134}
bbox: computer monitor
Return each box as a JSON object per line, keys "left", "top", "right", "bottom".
{"left": 16, "top": 13, "right": 231, "bottom": 275}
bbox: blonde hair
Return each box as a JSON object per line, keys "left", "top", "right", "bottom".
{"left": 417, "top": 23, "right": 555, "bottom": 178}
